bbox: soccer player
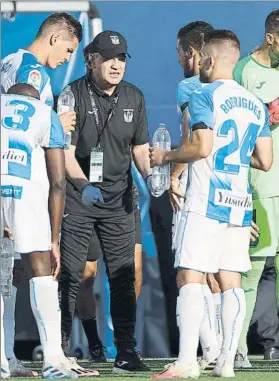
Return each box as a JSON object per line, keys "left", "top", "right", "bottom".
{"left": 0, "top": 13, "right": 94, "bottom": 377}
{"left": 233, "top": 9, "right": 279, "bottom": 366}
{"left": 173, "top": 21, "right": 223, "bottom": 367}
{"left": 150, "top": 30, "right": 273, "bottom": 378}
{"left": 1, "top": 83, "right": 76, "bottom": 378}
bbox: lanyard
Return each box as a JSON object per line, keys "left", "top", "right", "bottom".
{"left": 86, "top": 79, "right": 119, "bottom": 147}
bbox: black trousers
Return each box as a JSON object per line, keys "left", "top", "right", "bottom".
{"left": 250, "top": 256, "right": 279, "bottom": 350}
{"left": 150, "top": 192, "right": 179, "bottom": 356}
{"left": 59, "top": 210, "right": 136, "bottom": 351}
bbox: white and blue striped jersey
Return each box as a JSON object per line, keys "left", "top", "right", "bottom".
{"left": 1, "top": 94, "right": 64, "bottom": 185}
{"left": 185, "top": 79, "right": 271, "bottom": 227}
{"left": 1, "top": 49, "right": 53, "bottom": 107}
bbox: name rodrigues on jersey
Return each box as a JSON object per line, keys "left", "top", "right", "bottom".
{"left": 215, "top": 189, "right": 253, "bottom": 209}
{"left": 220, "top": 96, "right": 262, "bottom": 120}
{"left": 2, "top": 149, "right": 27, "bottom": 165}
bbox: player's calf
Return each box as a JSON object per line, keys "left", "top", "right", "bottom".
{"left": 23, "top": 251, "right": 72, "bottom": 372}
{"left": 176, "top": 269, "right": 205, "bottom": 367}
{"left": 213, "top": 270, "right": 245, "bottom": 377}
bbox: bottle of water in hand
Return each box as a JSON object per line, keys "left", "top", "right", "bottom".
{"left": 152, "top": 123, "right": 171, "bottom": 194}
{"left": 57, "top": 86, "right": 75, "bottom": 149}
{"left": 1, "top": 231, "right": 14, "bottom": 298}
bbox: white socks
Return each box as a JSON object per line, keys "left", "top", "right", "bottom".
{"left": 199, "top": 285, "right": 219, "bottom": 362}
{"left": 218, "top": 288, "right": 245, "bottom": 365}
{"left": 3, "top": 285, "right": 17, "bottom": 360}
{"left": 1, "top": 293, "right": 9, "bottom": 369}
{"left": 29, "top": 276, "right": 65, "bottom": 365}
{"left": 213, "top": 292, "right": 223, "bottom": 354}
{"left": 176, "top": 296, "right": 180, "bottom": 328}
{"left": 178, "top": 283, "right": 204, "bottom": 364}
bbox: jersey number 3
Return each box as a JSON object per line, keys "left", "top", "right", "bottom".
{"left": 2, "top": 100, "right": 34, "bottom": 180}
{"left": 214, "top": 119, "right": 260, "bottom": 174}
{"left": 2, "top": 100, "right": 35, "bottom": 131}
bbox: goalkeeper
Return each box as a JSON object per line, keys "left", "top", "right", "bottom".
{"left": 233, "top": 9, "right": 279, "bottom": 367}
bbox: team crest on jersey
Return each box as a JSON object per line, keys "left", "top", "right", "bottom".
{"left": 110, "top": 35, "right": 120, "bottom": 45}
{"left": 27, "top": 70, "right": 42, "bottom": 91}
{"left": 123, "top": 109, "right": 134, "bottom": 123}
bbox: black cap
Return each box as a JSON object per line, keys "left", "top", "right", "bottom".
{"left": 88, "top": 30, "right": 130, "bottom": 59}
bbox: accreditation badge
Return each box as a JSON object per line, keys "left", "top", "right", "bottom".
{"left": 89, "top": 146, "right": 103, "bottom": 183}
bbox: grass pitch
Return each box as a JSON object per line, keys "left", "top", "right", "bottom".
{"left": 9, "top": 356, "right": 279, "bottom": 380}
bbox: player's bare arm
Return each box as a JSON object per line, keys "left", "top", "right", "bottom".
{"left": 64, "top": 145, "right": 89, "bottom": 184}
{"left": 171, "top": 110, "right": 190, "bottom": 179}
{"left": 45, "top": 147, "right": 66, "bottom": 278}
{"left": 250, "top": 136, "right": 273, "bottom": 172}
{"left": 132, "top": 143, "right": 152, "bottom": 179}
{"left": 59, "top": 111, "right": 76, "bottom": 133}
{"left": 150, "top": 127, "right": 213, "bottom": 167}
{"left": 170, "top": 110, "right": 190, "bottom": 210}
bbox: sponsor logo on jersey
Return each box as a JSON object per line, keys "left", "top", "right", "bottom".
{"left": 2, "top": 149, "right": 27, "bottom": 165}
{"left": 1, "top": 185, "right": 23, "bottom": 199}
{"left": 123, "top": 108, "right": 134, "bottom": 123}
{"left": 215, "top": 189, "right": 252, "bottom": 209}
{"left": 27, "top": 70, "right": 42, "bottom": 91}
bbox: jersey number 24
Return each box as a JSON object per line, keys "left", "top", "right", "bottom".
{"left": 214, "top": 119, "right": 260, "bottom": 174}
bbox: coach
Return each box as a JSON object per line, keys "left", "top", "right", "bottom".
{"left": 59, "top": 30, "right": 156, "bottom": 372}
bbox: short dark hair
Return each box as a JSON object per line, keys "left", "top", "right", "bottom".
{"left": 203, "top": 29, "right": 240, "bottom": 50}
{"left": 7, "top": 83, "right": 40, "bottom": 100}
{"left": 177, "top": 21, "right": 214, "bottom": 52}
{"left": 265, "top": 9, "right": 279, "bottom": 34}
{"left": 36, "top": 12, "right": 82, "bottom": 42}
{"left": 83, "top": 43, "right": 91, "bottom": 63}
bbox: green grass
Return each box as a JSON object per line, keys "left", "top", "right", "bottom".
{"left": 8, "top": 356, "right": 279, "bottom": 380}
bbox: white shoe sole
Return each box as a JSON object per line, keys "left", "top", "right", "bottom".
{"left": 212, "top": 368, "right": 235, "bottom": 378}
{"left": 112, "top": 366, "right": 131, "bottom": 374}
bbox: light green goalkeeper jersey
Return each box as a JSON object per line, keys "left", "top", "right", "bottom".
{"left": 233, "top": 55, "right": 279, "bottom": 199}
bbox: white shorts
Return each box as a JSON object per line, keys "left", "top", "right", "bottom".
{"left": 172, "top": 210, "right": 183, "bottom": 251}
{"left": 174, "top": 211, "right": 251, "bottom": 273}
{"left": 1, "top": 176, "right": 51, "bottom": 254}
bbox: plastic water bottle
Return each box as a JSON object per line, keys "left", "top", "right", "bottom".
{"left": 57, "top": 86, "right": 75, "bottom": 149}
{"left": 1, "top": 232, "right": 14, "bottom": 298}
{"left": 152, "top": 123, "right": 171, "bottom": 193}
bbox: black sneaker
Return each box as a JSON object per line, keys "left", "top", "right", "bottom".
{"left": 113, "top": 348, "right": 150, "bottom": 373}
{"left": 88, "top": 344, "right": 107, "bottom": 363}
{"left": 264, "top": 347, "right": 279, "bottom": 360}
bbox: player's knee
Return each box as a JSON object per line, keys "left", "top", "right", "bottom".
{"left": 23, "top": 251, "right": 52, "bottom": 277}
{"left": 218, "top": 270, "right": 241, "bottom": 292}
{"left": 176, "top": 269, "right": 204, "bottom": 289}
{"left": 83, "top": 261, "right": 97, "bottom": 281}
{"left": 31, "top": 267, "right": 51, "bottom": 277}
